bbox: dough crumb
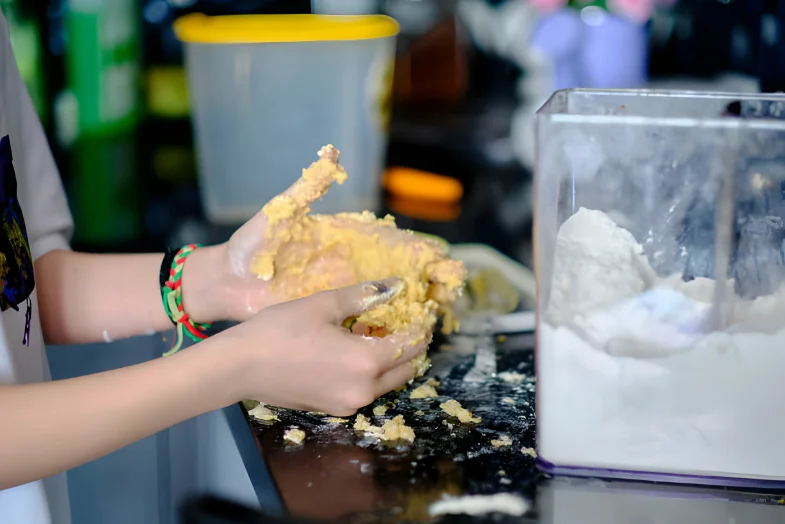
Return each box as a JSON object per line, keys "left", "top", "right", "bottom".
{"left": 429, "top": 493, "right": 529, "bottom": 517}
{"left": 248, "top": 403, "right": 279, "bottom": 421}
{"left": 354, "top": 414, "right": 415, "bottom": 442}
{"left": 372, "top": 405, "right": 389, "bottom": 416}
{"left": 521, "top": 447, "right": 537, "bottom": 459}
{"left": 491, "top": 435, "right": 513, "bottom": 448}
{"left": 414, "top": 410, "right": 425, "bottom": 416}
{"left": 283, "top": 428, "right": 306, "bottom": 445}
{"left": 501, "top": 397, "right": 516, "bottom": 406}
{"left": 440, "top": 399, "right": 481, "bottom": 424}
{"left": 381, "top": 415, "right": 415, "bottom": 442}
{"left": 497, "top": 371, "right": 526, "bottom": 384}
{"left": 324, "top": 417, "right": 348, "bottom": 424}
{"left": 410, "top": 378, "right": 441, "bottom": 399}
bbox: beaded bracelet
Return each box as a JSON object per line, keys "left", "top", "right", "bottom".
{"left": 161, "top": 244, "right": 211, "bottom": 356}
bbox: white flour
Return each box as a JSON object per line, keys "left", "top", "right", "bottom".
{"left": 538, "top": 208, "right": 785, "bottom": 480}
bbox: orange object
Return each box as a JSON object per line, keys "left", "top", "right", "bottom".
{"left": 383, "top": 167, "right": 463, "bottom": 203}
{"left": 387, "top": 196, "right": 461, "bottom": 222}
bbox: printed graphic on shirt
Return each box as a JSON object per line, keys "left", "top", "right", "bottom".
{"left": 0, "top": 135, "right": 35, "bottom": 344}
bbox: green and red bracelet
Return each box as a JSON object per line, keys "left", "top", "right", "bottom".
{"left": 160, "top": 244, "right": 211, "bottom": 356}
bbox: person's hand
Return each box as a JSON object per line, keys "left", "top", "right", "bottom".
{"left": 182, "top": 145, "right": 463, "bottom": 324}
{"left": 222, "top": 278, "right": 431, "bottom": 416}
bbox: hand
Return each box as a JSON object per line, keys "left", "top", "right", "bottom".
{"left": 222, "top": 278, "right": 431, "bottom": 416}
{"left": 183, "top": 145, "right": 464, "bottom": 326}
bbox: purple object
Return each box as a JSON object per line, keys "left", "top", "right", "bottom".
{"left": 537, "top": 456, "right": 785, "bottom": 489}
{"left": 531, "top": 7, "right": 649, "bottom": 90}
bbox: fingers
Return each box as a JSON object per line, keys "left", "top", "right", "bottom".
{"left": 307, "top": 278, "right": 405, "bottom": 323}
{"left": 372, "top": 330, "right": 431, "bottom": 373}
{"left": 231, "top": 145, "right": 346, "bottom": 280}
{"left": 374, "top": 363, "right": 417, "bottom": 399}
{"left": 265, "top": 145, "right": 346, "bottom": 234}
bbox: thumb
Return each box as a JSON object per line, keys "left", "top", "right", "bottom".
{"left": 227, "top": 145, "right": 346, "bottom": 278}
{"left": 308, "top": 278, "right": 404, "bottom": 324}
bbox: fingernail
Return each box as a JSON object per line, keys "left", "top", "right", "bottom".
{"left": 360, "top": 278, "right": 404, "bottom": 312}
{"left": 365, "top": 278, "right": 403, "bottom": 299}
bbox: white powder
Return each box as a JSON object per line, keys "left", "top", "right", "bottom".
{"left": 539, "top": 208, "right": 785, "bottom": 481}
{"left": 428, "top": 493, "right": 529, "bottom": 517}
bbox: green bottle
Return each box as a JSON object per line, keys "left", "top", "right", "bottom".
{"left": 64, "top": 0, "right": 142, "bottom": 139}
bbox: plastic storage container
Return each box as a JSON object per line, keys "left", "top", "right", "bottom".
{"left": 535, "top": 89, "right": 785, "bottom": 486}
{"left": 174, "top": 14, "right": 398, "bottom": 224}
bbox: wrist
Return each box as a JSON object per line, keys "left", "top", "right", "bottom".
{"left": 180, "top": 243, "right": 233, "bottom": 324}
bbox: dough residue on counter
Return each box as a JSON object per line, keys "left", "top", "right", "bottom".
{"left": 521, "top": 447, "right": 537, "bottom": 459}
{"left": 283, "top": 428, "right": 306, "bottom": 445}
{"left": 491, "top": 435, "right": 513, "bottom": 448}
{"left": 324, "top": 417, "right": 348, "bottom": 424}
{"left": 354, "top": 414, "right": 415, "bottom": 442}
{"left": 440, "top": 399, "right": 481, "bottom": 424}
{"left": 410, "top": 378, "right": 440, "bottom": 399}
{"left": 248, "top": 403, "right": 279, "bottom": 421}
{"left": 249, "top": 145, "right": 467, "bottom": 379}
{"left": 372, "top": 404, "right": 389, "bottom": 416}
{"left": 428, "top": 493, "right": 530, "bottom": 517}
{"left": 497, "top": 371, "right": 526, "bottom": 384}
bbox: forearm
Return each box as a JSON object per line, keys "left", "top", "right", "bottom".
{"left": 35, "top": 247, "right": 228, "bottom": 345}
{"left": 0, "top": 333, "right": 241, "bottom": 490}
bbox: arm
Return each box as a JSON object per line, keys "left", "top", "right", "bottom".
{"left": 0, "top": 332, "right": 240, "bottom": 490}
{"left": 35, "top": 245, "right": 232, "bottom": 345}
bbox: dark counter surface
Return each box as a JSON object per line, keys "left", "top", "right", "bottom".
{"left": 222, "top": 329, "right": 785, "bottom": 524}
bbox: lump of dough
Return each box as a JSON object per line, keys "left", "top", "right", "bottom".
{"left": 248, "top": 403, "right": 279, "bottom": 421}
{"left": 250, "top": 145, "right": 467, "bottom": 378}
{"left": 354, "top": 413, "right": 415, "bottom": 442}
{"left": 372, "top": 404, "right": 389, "bottom": 416}
{"left": 521, "top": 447, "right": 537, "bottom": 459}
{"left": 440, "top": 399, "right": 481, "bottom": 424}
{"left": 490, "top": 435, "right": 513, "bottom": 448}
{"left": 410, "top": 378, "right": 440, "bottom": 399}
{"left": 283, "top": 428, "right": 306, "bottom": 445}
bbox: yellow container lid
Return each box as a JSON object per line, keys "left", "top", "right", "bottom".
{"left": 174, "top": 13, "right": 399, "bottom": 44}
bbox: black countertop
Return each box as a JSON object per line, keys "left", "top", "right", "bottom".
{"left": 217, "top": 330, "right": 785, "bottom": 524}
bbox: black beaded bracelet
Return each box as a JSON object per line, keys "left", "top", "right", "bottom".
{"left": 159, "top": 247, "right": 180, "bottom": 326}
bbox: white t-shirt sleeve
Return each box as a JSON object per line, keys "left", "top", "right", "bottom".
{"left": 0, "top": 13, "right": 73, "bottom": 261}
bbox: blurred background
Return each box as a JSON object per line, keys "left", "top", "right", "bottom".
{"left": 3, "top": 0, "right": 784, "bottom": 522}
{"left": 4, "top": 0, "right": 779, "bottom": 265}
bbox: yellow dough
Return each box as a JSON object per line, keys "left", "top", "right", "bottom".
{"left": 354, "top": 413, "right": 415, "bottom": 442}
{"left": 409, "top": 378, "right": 440, "bottom": 399}
{"left": 490, "top": 435, "right": 513, "bottom": 448}
{"left": 440, "top": 399, "right": 481, "bottom": 424}
{"left": 251, "top": 145, "right": 467, "bottom": 377}
{"left": 283, "top": 428, "right": 306, "bottom": 445}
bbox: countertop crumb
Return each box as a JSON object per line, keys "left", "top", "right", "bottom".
{"left": 324, "top": 417, "right": 348, "bottom": 424}
{"left": 284, "top": 428, "right": 306, "bottom": 445}
{"left": 248, "top": 403, "right": 279, "bottom": 422}
{"left": 491, "top": 435, "right": 513, "bottom": 448}
{"left": 440, "top": 399, "right": 481, "bottom": 424}
{"left": 521, "top": 447, "right": 537, "bottom": 458}
{"left": 497, "top": 371, "right": 526, "bottom": 384}
{"left": 410, "top": 378, "right": 440, "bottom": 399}
{"left": 354, "top": 414, "right": 415, "bottom": 442}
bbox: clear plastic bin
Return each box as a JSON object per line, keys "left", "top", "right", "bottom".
{"left": 174, "top": 14, "right": 398, "bottom": 224}
{"left": 535, "top": 89, "right": 785, "bottom": 486}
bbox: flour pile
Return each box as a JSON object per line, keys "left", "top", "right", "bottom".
{"left": 539, "top": 207, "right": 785, "bottom": 480}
